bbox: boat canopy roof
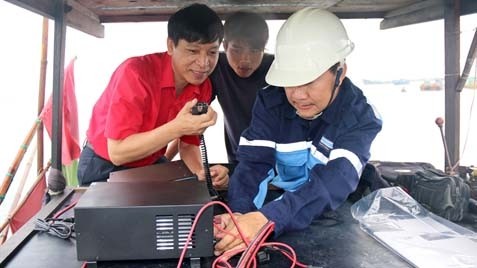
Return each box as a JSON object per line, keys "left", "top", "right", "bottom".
{"left": 5, "top": 0, "right": 477, "bottom": 38}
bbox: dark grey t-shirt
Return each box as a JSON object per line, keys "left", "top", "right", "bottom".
{"left": 210, "top": 52, "right": 274, "bottom": 164}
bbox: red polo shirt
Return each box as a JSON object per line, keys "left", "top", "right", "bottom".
{"left": 86, "top": 52, "right": 211, "bottom": 167}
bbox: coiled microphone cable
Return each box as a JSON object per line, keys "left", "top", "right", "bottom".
{"left": 192, "top": 102, "right": 221, "bottom": 200}
{"left": 199, "top": 134, "right": 221, "bottom": 200}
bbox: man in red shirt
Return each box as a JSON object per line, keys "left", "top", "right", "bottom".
{"left": 165, "top": 11, "right": 273, "bottom": 168}
{"left": 77, "top": 3, "right": 228, "bottom": 187}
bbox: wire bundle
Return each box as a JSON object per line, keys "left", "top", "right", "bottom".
{"left": 214, "top": 221, "right": 275, "bottom": 268}
{"left": 177, "top": 200, "right": 310, "bottom": 268}
{"left": 34, "top": 199, "right": 78, "bottom": 239}
{"left": 34, "top": 218, "right": 74, "bottom": 239}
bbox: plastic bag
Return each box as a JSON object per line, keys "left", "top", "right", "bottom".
{"left": 351, "top": 187, "right": 477, "bottom": 268}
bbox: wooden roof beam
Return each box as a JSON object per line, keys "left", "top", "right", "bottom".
{"left": 5, "top": 0, "right": 55, "bottom": 19}
{"left": 385, "top": 0, "right": 442, "bottom": 18}
{"left": 380, "top": 0, "right": 443, "bottom": 29}
{"left": 5, "top": 0, "right": 103, "bottom": 38}
{"left": 66, "top": 0, "right": 104, "bottom": 38}
{"left": 98, "top": 0, "right": 342, "bottom": 23}
{"left": 380, "top": 0, "right": 477, "bottom": 30}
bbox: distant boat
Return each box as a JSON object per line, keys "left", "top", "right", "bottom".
{"left": 362, "top": 79, "right": 387, "bottom": 85}
{"left": 362, "top": 79, "right": 410, "bottom": 85}
{"left": 420, "top": 80, "right": 442, "bottom": 91}
{"left": 392, "top": 79, "right": 410, "bottom": 85}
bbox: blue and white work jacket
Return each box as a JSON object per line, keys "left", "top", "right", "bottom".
{"left": 228, "top": 77, "right": 383, "bottom": 236}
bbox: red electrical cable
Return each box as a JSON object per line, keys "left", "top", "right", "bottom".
{"left": 236, "top": 221, "right": 275, "bottom": 267}
{"left": 177, "top": 200, "right": 311, "bottom": 268}
{"left": 177, "top": 200, "right": 249, "bottom": 268}
{"left": 53, "top": 199, "right": 78, "bottom": 219}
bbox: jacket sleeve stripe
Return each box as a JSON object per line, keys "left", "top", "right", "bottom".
{"left": 310, "top": 144, "right": 330, "bottom": 164}
{"left": 329, "top": 148, "right": 363, "bottom": 176}
{"left": 239, "top": 137, "right": 276, "bottom": 148}
{"left": 276, "top": 141, "right": 312, "bottom": 152}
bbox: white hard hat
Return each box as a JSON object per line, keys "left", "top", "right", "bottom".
{"left": 266, "top": 8, "right": 354, "bottom": 87}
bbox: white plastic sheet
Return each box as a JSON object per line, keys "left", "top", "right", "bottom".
{"left": 351, "top": 187, "right": 477, "bottom": 268}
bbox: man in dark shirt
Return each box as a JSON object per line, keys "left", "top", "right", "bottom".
{"left": 210, "top": 11, "right": 274, "bottom": 165}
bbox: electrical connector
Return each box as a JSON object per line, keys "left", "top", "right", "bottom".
{"left": 256, "top": 250, "right": 270, "bottom": 264}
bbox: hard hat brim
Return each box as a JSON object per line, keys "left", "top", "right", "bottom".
{"left": 265, "top": 61, "right": 329, "bottom": 87}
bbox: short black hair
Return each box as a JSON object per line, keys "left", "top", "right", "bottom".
{"left": 168, "top": 3, "right": 224, "bottom": 46}
{"left": 224, "top": 11, "right": 268, "bottom": 49}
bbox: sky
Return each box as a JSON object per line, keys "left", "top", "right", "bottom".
{"left": 0, "top": 1, "right": 476, "bottom": 220}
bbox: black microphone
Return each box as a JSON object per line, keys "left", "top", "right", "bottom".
{"left": 435, "top": 117, "right": 455, "bottom": 174}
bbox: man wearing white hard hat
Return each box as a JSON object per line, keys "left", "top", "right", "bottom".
{"left": 213, "top": 7, "right": 382, "bottom": 255}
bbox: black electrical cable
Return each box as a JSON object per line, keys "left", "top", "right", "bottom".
{"left": 199, "top": 134, "right": 221, "bottom": 200}
{"left": 192, "top": 102, "right": 222, "bottom": 200}
{"left": 34, "top": 218, "right": 75, "bottom": 239}
{"left": 324, "top": 67, "right": 343, "bottom": 110}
